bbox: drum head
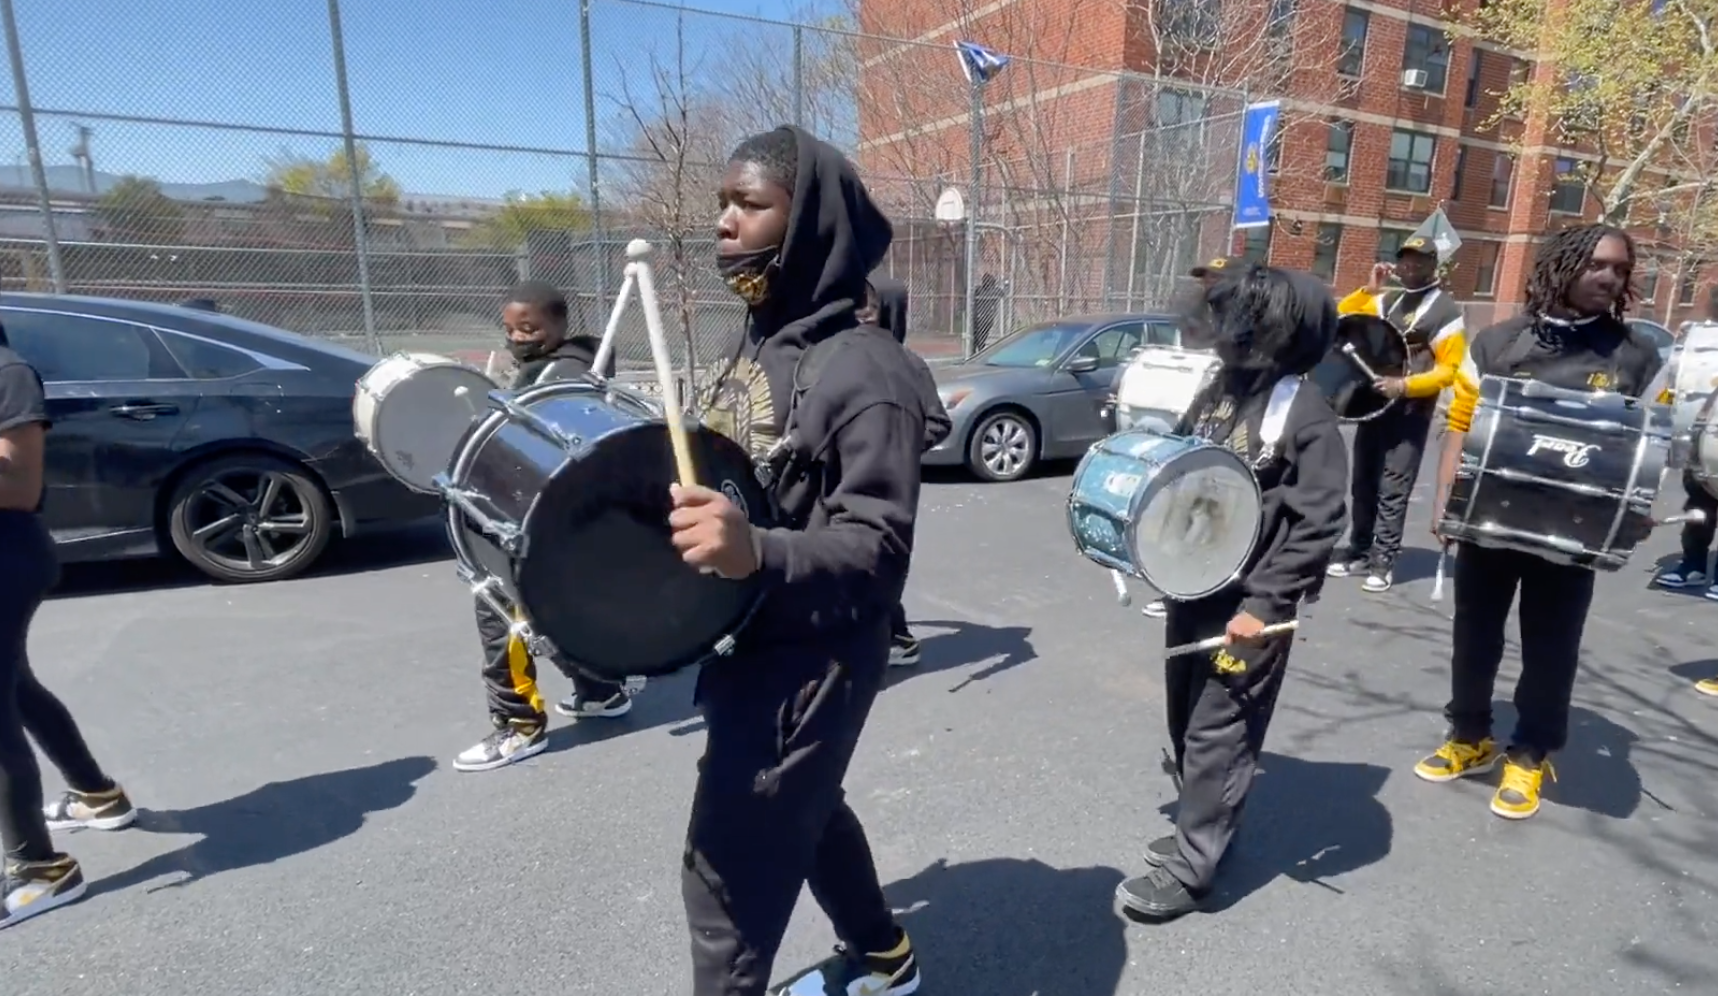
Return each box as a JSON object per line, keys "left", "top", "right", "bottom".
{"left": 1132, "top": 445, "right": 1262, "bottom": 600}
{"left": 367, "top": 361, "right": 497, "bottom": 492}
{"left": 1307, "top": 315, "right": 1404, "bottom": 422}
{"left": 515, "top": 422, "right": 770, "bottom": 680}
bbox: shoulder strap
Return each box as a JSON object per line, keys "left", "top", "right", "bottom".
{"left": 1257, "top": 375, "right": 1301, "bottom": 455}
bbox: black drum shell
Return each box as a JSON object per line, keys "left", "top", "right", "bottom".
{"left": 446, "top": 383, "right": 771, "bottom": 680}
{"left": 1307, "top": 314, "right": 1409, "bottom": 422}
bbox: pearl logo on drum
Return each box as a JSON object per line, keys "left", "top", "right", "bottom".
{"left": 720, "top": 479, "right": 750, "bottom": 519}
{"left": 1526, "top": 433, "right": 1600, "bottom": 468}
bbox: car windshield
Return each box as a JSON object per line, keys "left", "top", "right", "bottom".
{"left": 1628, "top": 320, "right": 1673, "bottom": 351}
{"left": 976, "top": 323, "right": 1089, "bottom": 368}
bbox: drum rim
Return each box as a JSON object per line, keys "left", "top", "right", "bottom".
{"left": 360, "top": 358, "right": 496, "bottom": 494}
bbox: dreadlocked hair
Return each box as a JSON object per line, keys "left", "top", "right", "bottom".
{"left": 729, "top": 127, "right": 800, "bottom": 193}
{"left": 1525, "top": 223, "right": 1636, "bottom": 320}
{"left": 1205, "top": 263, "right": 1335, "bottom": 377}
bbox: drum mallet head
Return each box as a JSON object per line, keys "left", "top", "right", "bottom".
{"left": 625, "top": 238, "right": 652, "bottom": 259}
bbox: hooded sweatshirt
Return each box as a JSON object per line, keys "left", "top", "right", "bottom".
{"left": 510, "top": 333, "right": 610, "bottom": 388}
{"left": 1173, "top": 267, "right": 1349, "bottom": 622}
{"left": 701, "top": 127, "right": 926, "bottom": 645}
{"left": 870, "top": 276, "right": 952, "bottom": 452}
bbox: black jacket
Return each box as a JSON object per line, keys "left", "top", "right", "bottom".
{"left": 871, "top": 276, "right": 951, "bottom": 452}
{"left": 701, "top": 127, "right": 923, "bottom": 645}
{"left": 510, "top": 335, "right": 609, "bottom": 388}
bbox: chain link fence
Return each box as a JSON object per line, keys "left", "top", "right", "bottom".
{"left": 0, "top": 0, "right": 1250, "bottom": 376}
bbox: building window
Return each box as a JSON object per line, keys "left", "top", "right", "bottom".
{"left": 1338, "top": 8, "right": 1369, "bottom": 77}
{"left": 1325, "top": 120, "right": 1353, "bottom": 183}
{"left": 1550, "top": 158, "right": 1585, "bottom": 214}
{"left": 1473, "top": 241, "right": 1499, "bottom": 296}
{"left": 1451, "top": 144, "right": 1469, "bottom": 200}
{"left": 1154, "top": 0, "right": 1222, "bottom": 50}
{"left": 1639, "top": 260, "right": 1660, "bottom": 301}
{"left": 1386, "top": 128, "right": 1437, "bottom": 194}
{"left": 1312, "top": 223, "right": 1343, "bottom": 280}
{"left": 1242, "top": 225, "right": 1272, "bottom": 264}
{"left": 1488, "top": 153, "right": 1514, "bottom": 208}
{"left": 1377, "top": 228, "right": 1412, "bottom": 261}
{"left": 1266, "top": 0, "right": 1297, "bottom": 58}
{"left": 1465, "top": 50, "right": 1483, "bottom": 108}
{"left": 1402, "top": 23, "right": 1450, "bottom": 93}
{"left": 1679, "top": 271, "right": 1697, "bottom": 305}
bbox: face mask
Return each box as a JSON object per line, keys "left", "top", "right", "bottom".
{"left": 718, "top": 245, "right": 781, "bottom": 306}
{"left": 507, "top": 338, "right": 553, "bottom": 363}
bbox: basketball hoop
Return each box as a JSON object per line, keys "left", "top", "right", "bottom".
{"left": 934, "top": 187, "right": 966, "bottom": 224}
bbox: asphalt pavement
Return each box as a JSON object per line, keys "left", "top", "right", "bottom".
{"left": 5, "top": 461, "right": 1716, "bottom": 996}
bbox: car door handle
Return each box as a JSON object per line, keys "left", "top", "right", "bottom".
{"left": 109, "top": 402, "right": 179, "bottom": 420}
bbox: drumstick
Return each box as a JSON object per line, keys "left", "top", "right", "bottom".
{"left": 1430, "top": 543, "right": 1448, "bottom": 602}
{"left": 628, "top": 239, "right": 699, "bottom": 489}
{"left": 1163, "top": 620, "right": 1298, "bottom": 658}
{"left": 589, "top": 263, "right": 636, "bottom": 383}
{"left": 453, "top": 385, "right": 482, "bottom": 417}
{"left": 1341, "top": 343, "right": 1382, "bottom": 382}
{"left": 1110, "top": 569, "right": 1131, "bottom": 607}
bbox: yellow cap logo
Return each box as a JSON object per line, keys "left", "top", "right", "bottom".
{"left": 1403, "top": 238, "right": 1427, "bottom": 249}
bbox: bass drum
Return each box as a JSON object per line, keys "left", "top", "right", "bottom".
{"left": 1306, "top": 314, "right": 1409, "bottom": 423}
{"left": 353, "top": 352, "right": 497, "bottom": 493}
{"left": 441, "top": 380, "right": 772, "bottom": 681}
{"left": 1689, "top": 389, "right": 1718, "bottom": 498}
{"left": 1662, "top": 321, "right": 1718, "bottom": 446}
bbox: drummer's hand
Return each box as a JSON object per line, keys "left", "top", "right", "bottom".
{"left": 668, "top": 484, "right": 758, "bottom": 579}
{"left": 1366, "top": 262, "right": 1393, "bottom": 295}
{"left": 1373, "top": 377, "right": 1406, "bottom": 398}
{"left": 1224, "top": 611, "right": 1266, "bottom": 646}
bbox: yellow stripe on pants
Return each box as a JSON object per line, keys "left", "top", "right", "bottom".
{"left": 507, "top": 610, "right": 545, "bottom": 718}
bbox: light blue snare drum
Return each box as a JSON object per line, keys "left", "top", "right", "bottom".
{"left": 1066, "top": 428, "right": 1264, "bottom": 601}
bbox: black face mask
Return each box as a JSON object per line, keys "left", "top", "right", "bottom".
{"left": 717, "top": 245, "right": 782, "bottom": 306}
{"left": 507, "top": 338, "right": 555, "bottom": 363}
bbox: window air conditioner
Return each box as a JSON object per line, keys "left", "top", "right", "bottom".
{"left": 1402, "top": 69, "right": 1429, "bottom": 88}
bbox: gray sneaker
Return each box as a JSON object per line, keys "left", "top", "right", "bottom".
{"left": 1141, "top": 600, "right": 1168, "bottom": 619}
{"left": 1326, "top": 557, "right": 1368, "bottom": 578}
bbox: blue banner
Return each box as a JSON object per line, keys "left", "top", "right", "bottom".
{"left": 955, "top": 41, "right": 1009, "bottom": 86}
{"left": 1231, "top": 100, "right": 1281, "bottom": 230}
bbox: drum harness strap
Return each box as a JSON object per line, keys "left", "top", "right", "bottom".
{"left": 1496, "top": 315, "right": 1626, "bottom": 392}
{"left": 752, "top": 334, "right": 864, "bottom": 526}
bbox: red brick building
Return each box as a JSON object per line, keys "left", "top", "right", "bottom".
{"left": 855, "top": 0, "right": 1710, "bottom": 328}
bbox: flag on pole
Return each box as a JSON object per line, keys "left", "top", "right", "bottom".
{"left": 1407, "top": 207, "right": 1462, "bottom": 264}
{"left": 955, "top": 41, "right": 1009, "bottom": 86}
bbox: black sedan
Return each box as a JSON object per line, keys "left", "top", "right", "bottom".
{"left": 0, "top": 294, "right": 442, "bottom": 583}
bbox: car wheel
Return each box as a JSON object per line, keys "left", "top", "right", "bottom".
{"left": 967, "top": 409, "right": 1038, "bottom": 482}
{"left": 165, "top": 453, "right": 334, "bottom": 584}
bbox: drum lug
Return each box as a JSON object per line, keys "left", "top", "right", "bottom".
{"left": 494, "top": 393, "right": 582, "bottom": 450}
{"left": 713, "top": 633, "right": 737, "bottom": 656}
{"left": 436, "top": 475, "right": 524, "bottom": 552}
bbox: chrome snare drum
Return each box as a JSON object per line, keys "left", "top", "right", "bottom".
{"left": 1066, "top": 428, "right": 1263, "bottom": 601}
{"left": 438, "top": 380, "right": 772, "bottom": 681}
{"left": 1306, "top": 314, "right": 1408, "bottom": 423}
{"left": 353, "top": 351, "right": 498, "bottom": 493}
{"left": 1437, "top": 375, "right": 1671, "bottom": 571}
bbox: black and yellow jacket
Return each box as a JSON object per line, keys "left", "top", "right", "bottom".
{"left": 1336, "top": 284, "right": 1466, "bottom": 401}
{"left": 1446, "top": 313, "right": 1663, "bottom": 434}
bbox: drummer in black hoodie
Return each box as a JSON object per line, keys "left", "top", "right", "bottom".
{"left": 666, "top": 126, "right": 926, "bottom": 996}
{"left": 452, "top": 281, "right": 635, "bottom": 773}
{"left": 1116, "top": 263, "right": 1347, "bottom": 922}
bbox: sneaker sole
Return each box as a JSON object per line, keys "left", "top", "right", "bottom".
{"left": 888, "top": 653, "right": 921, "bottom": 667}
{"left": 1696, "top": 683, "right": 1718, "bottom": 698}
{"left": 1142, "top": 847, "right": 1176, "bottom": 868}
{"left": 1655, "top": 578, "right": 1700, "bottom": 589}
{"left": 46, "top": 810, "right": 136, "bottom": 832}
{"left": 553, "top": 701, "right": 633, "bottom": 719}
{"left": 452, "top": 738, "right": 548, "bottom": 773}
{"left": 1490, "top": 798, "right": 1540, "bottom": 820}
{"left": 0, "top": 877, "right": 88, "bottom": 931}
{"left": 1413, "top": 754, "right": 1499, "bottom": 784}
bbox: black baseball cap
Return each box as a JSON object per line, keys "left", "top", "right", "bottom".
{"left": 1396, "top": 237, "right": 1436, "bottom": 259}
{"left": 1190, "top": 255, "right": 1247, "bottom": 278}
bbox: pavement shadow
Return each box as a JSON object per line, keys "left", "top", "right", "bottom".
{"left": 1668, "top": 657, "right": 1718, "bottom": 687}
{"left": 49, "top": 520, "right": 450, "bottom": 600}
{"left": 545, "top": 668, "right": 704, "bottom": 748}
{"left": 87, "top": 755, "right": 436, "bottom": 898}
{"left": 1152, "top": 753, "right": 1393, "bottom": 913}
{"left": 1388, "top": 545, "right": 1445, "bottom": 585}
{"left": 880, "top": 856, "right": 1127, "bottom": 996}
{"left": 895, "top": 618, "right": 1038, "bottom": 693}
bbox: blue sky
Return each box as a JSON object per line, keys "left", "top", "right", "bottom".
{"left": 0, "top": 0, "right": 832, "bottom": 198}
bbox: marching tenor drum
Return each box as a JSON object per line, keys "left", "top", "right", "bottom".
{"left": 437, "top": 379, "right": 773, "bottom": 682}
{"left": 354, "top": 352, "right": 498, "bottom": 493}
{"left": 1437, "top": 375, "right": 1672, "bottom": 571}
{"left": 1686, "top": 390, "right": 1718, "bottom": 497}
{"left": 1305, "top": 314, "right": 1409, "bottom": 423}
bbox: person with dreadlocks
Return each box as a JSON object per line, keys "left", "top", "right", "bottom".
{"left": 670, "top": 126, "right": 925, "bottom": 996}
{"left": 451, "top": 280, "right": 635, "bottom": 773}
{"left": 1327, "top": 237, "right": 1466, "bottom": 593}
{"left": 1116, "top": 263, "right": 1347, "bottom": 922}
{"left": 1421, "top": 223, "right": 1663, "bottom": 820}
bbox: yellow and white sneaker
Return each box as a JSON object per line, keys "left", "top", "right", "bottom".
{"left": 1, "top": 855, "right": 87, "bottom": 930}
{"left": 1491, "top": 753, "right": 1556, "bottom": 820}
{"left": 1413, "top": 737, "right": 1499, "bottom": 783}
{"left": 1695, "top": 677, "right": 1718, "bottom": 698}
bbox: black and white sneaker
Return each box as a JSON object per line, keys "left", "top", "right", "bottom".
{"left": 1656, "top": 563, "right": 1709, "bottom": 589}
{"left": 44, "top": 786, "right": 136, "bottom": 831}
{"left": 1, "top": 855, "right": 87, "bottom": 931}
{"left": 1361, "top": 572, "right": 1394, "bottom": 594}
{"left": 773, "top": 930, "right": 920, "bottom": 995}
{"left": 1142, "top": 834, "right": 1178, "bottom": 867}
{"left": 453, "top": 725, "right": 547, "bottom": 772}
{"left": 1326, "top": 557, "right": 1368, "bottom": 579}
{"left": 554, "top": 690, "right": 633, "bottom": 719}
{"left": 1141, "top": 600, "right": 1168, "bottom": 619}
{"left": 888, "top": 637, "right": 921, "bottom": 667}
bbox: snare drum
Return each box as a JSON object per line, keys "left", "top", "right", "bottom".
{"left": 1687, "top": 390, "right": 1718, "bottom": 498}
{"left": 1437, "top": 375, "right": 1672, "bottom": 571}
{"left": 354, "top": 352, "right": 498, "bottom": 493}
{"left": 439, "top": 380, "right": 772, "bottom": 682}
{"left": 1066, "top": 428, "right": 1263, "bottom": 601}
{"left": 1306, "top": 314, "right": 1409, "bottom": 423}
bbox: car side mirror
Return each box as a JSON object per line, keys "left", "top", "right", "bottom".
{"left": 1066, "top": 355, "right": 1100, "bottom": 374}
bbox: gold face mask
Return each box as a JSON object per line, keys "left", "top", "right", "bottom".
{"left": 725, "top": 269, "right": 770, "bottom": 306}
{"left": 717, "top": 245, "right": 781, "bottom": 306}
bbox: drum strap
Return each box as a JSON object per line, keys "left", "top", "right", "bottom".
{"left": 1497, "top": 316, "right": 1625, "bottom": 389}
{"left": 1386, "top": 288, "right": 1443, "bottom": 350}
{"left": 1254, "top": 375, "right": 1301, "bottom": 469}
{"left": 752, "top": 334, "right": 863, "bottom": 518}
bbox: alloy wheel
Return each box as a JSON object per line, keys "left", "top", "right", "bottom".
{"left": 979, "top": 416, "right": 1032, "bottom": 479}
{"left": 185, "top": 468, "right": 317, "bottom": 574}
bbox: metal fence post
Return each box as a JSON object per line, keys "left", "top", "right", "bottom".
{"left": 964, "top": 84, "right": 982, "bottom": 357}
{"left": 1, "top": 0, "right": 64, "bottom": 293}
{"left": 793, "top": 26, "right": 805, "bottom": 127}
{"left": 325, "top": 0, "right": 380, "bottom": 354}
{"left": 580, "top": 0, "right": 609, "bottom": 318}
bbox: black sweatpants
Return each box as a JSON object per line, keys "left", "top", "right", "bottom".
{"left": 474, "top": 598, "right": 622, "bottom": 730}
{"left": 1160, "top": 593, "right": 1292, "bottom": 894}
{"left": 1444, "top": 543, "right": 1594, "bottom": 757}
{"left": 0, "top": 513, "right": 114, "bottom": 864}
{"left": 1347, "top": 401, "right": 1435, "bottom": 571}
{"left": 1679, "top": 473, "right": 1718, "bottom": 569}
{"left": 888, "top": 602, "right": 911, "bottom": 643}
{"left": 682, "top": 618, "right": 899, "bottom": 996}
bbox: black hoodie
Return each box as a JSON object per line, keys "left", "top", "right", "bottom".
{"left": 1173, "top": 267, "right": 1348, "bottom": 623}
{"left": 870, "top": 276, "right": 952, "bottom": 452}
{"left": 702, "top": 127, "right": 925, "bottom": 645}
{"left": 510, "top": 333, "right": 610, "bottom": 388}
